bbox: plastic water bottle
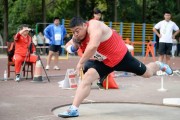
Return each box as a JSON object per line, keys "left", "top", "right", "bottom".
{"left": 4, "top": 70, "right": 7, "bottom": 81}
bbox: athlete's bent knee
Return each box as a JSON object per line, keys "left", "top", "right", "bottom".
{"left": 141, "top": 70, "right": 153, "bottom": 78}
{"left": 83, "top": 68, "right": 99, "bottom": 84}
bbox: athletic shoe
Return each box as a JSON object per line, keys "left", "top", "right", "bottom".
{"left": 45, "top": 65, "right": 50, "bottom": 70}
{"left": 156, "top": 61, "right": 173, "bottom": 75}
{"left": 53, "top": 66, "right": 60, "bottom": 70}
{"left": 58, "top": 106, "right": 79, "bottom": 118}
{"left": 15, "top": 74, "right": 20, "bottom": 82}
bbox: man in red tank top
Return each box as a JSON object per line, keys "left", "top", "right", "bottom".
{"left": 59, "top": 17, "right": 173, "bottom": 118}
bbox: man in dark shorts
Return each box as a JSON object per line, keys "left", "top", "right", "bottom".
{"left": 59, "top": 17, "right": 173, "bottom": 118}
{"left": 153, "top": 11, "right": 179, "bottom": 65}
{"left": 44, "top": 17, "right": 66, "bottom": 70}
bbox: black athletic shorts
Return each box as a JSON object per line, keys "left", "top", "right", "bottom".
{"left": 158, "top": 42, "right": 172, "bottom": 55}
{"left": 83, "top": 51, "right": 147, "bottom": 83}
{"left": 49, "top": 45, "right": 61, "bottom": 53}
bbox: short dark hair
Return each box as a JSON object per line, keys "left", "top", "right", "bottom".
{"left": 19, "top": 24, "right": 29, "bottom": 30}
{"left": 53, "top": 17, "right": 60, "bottom": 21}
{"left": 69, "top": 17, "right": 85, "bottom": 28}
{"left": 93, "top": 8, "right": 101, "bottom": 14}
{"left": 164, "top": 11, "right": 171, "bottom": 14}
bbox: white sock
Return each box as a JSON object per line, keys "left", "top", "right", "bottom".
{"left": 71, "top": 105, "right": 78, "bottom": 110}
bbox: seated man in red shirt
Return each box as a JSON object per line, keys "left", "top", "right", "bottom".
{"left": 13, "top": 24, "right": 37, "bottom": 81}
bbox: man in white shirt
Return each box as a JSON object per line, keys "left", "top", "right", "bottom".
{"left": 153, "top": 11, "right": 179, "bottom": 65}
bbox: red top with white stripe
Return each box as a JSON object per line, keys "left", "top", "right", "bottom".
{"left": 79, "top": 30, "right": 127, "bottom": 67}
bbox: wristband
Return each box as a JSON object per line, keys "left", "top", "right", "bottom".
{"left": 66, "top": 45, "right": 78, "bottom": 54}
{"left": 71, "top": 45, "right": 78, "bottom": 52}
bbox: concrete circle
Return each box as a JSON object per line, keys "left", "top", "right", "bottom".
{"left": 26, "top": 115, "right": 55, "bottom": 120}
{"left": 52, "top": 103, "right": 180, "bottom": 120}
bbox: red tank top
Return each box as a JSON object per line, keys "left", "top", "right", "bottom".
{"left": 80, "top": 30, "right": 127, "bottom": 67}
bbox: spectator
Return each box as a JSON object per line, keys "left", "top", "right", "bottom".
{"left": 44, "top": 17, "right": 67, "bottom": 70}
{"left": 37, "top": 32, "right": 44, "bottom": 54}
{"left": 44, "top": 35, "right": 50, "bottom": 55}
{"left": 153, "top": 11, "right": 180, "bottom": 65}
{"left": 92, "top": 8, "right": 102, "bottom": 20}
{"left": 171, "top": 39, "right": 177, "bottom": 58}
{"left": 13, "top": 24, "right": 37, "bottom": 81}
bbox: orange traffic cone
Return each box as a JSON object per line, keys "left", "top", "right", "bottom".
{"left": 103, "top": 72, "right": 119, "bottom": 89}
{"left": 144, "top": 41, "right": 156, "bottom": 62}
{"left": 32, "top": 60, "right": 43, "bottom": 82}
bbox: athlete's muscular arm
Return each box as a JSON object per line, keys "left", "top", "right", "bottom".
{"left": 78, "top": 21, "right": 102, "bottom": 65}
{"left": 65, "top": 39, "right": 74, "bottom": 49}
{"left": 65, "top": 36, "right": 80, "bottom": 54}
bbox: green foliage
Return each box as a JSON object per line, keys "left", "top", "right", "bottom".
{"left": 46, "top": 0, "right": 76, "bottom": 22}
{"left": 117, "top": 0, "right": 142, "bottom": 22}
{"left": 146, "top": 0, "right": 180, "bottom": 23}
{"left": 8, "top": 0, "right": 42, "bottom": 37}
{"left": 2, "top": 0, "right": 180, "bottom": 39}
{"left": 174, "top": 13, "right": 180, "bottom": 27}
{"left": 0, "top": 0, "right": 4, "bottom": 34}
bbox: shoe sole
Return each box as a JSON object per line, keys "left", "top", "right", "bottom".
{"left": 53, "top": 69, "right": 60, "bottom": 70}
{"left": 169, "top": 71, "right": 173, "bottom": 75}
{"left": 58, "top": 114, "right": 79, "bottom": 118}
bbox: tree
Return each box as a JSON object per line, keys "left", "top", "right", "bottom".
{"left": 8, "top": 0, "right": 42, "bottom": 37}
{"left": 142, "top": 0, "right": 146, "bottom": 23}
{"left": 2, "top": 0, "right": 179, "bottom": 39}
{"left": 0, "top": 1, "right": 3, "bottom": 34}
{"left": 3, "top": 0, "right": 8, "bottom": 42}
{"left": 42, "top": 0, "right": 46, "bottom": 29}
